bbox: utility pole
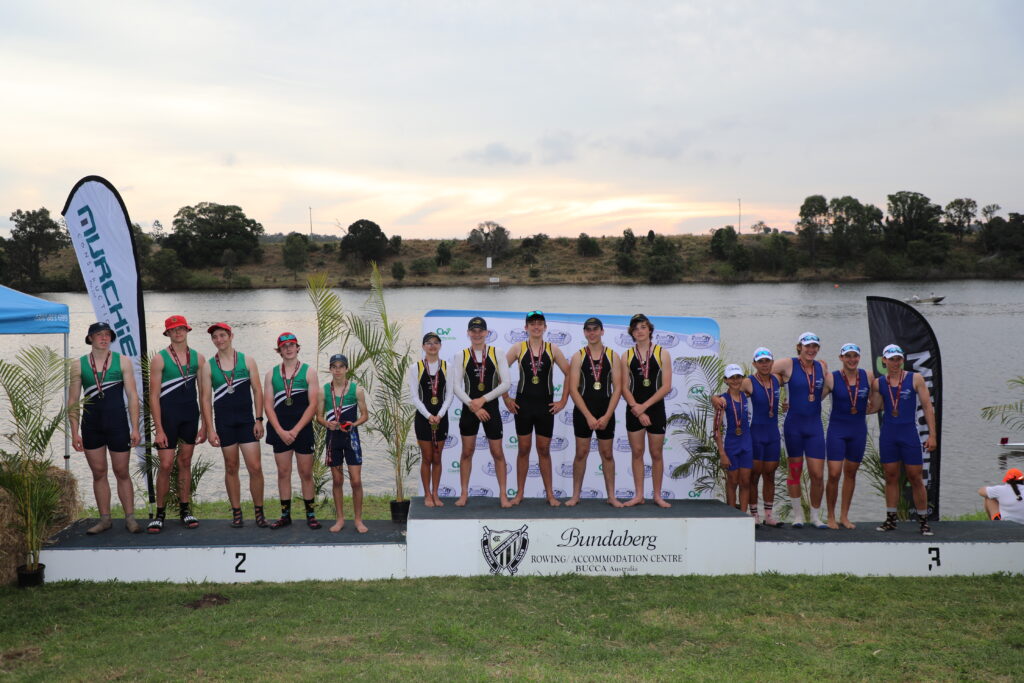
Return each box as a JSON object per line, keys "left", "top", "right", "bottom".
{"left": 308, "top": 207, "right": 313, "bottom": 236}
{"left": 738, "top": 198, "right": 742, "bottom": 234}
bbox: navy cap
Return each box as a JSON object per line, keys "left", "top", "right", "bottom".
{"left": 525, "top": 310, "right": 546, "bottom": 323}
{"left": 85, "top": 321, "right": 116, "bottom": 345}
{"left": 329, "top": 353, "right": 349, "bottom": 367}
{"left": 422, "top": 332, "right": 441, "bottom": 344}
{"left": 467, "top": 316, "right": 487, "bottom": 331}
{"left": 582, "top": 317, "right": 603, "bottom": 330}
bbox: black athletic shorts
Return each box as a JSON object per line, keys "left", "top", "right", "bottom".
{"left": 82, "top": 426, "right": 131, "bottom": 453}
{"left": 215, "top": 419, "right": 257, "bottom": 448}
{"left": 414, "top": 413, "right": 450, "bottom": 442}
{"left": 573, "top": 406, "right": 615, "bottom": 440}
{"left": 267, "top": 423, "right": 315, "bottom": 454}
{"left": 625, "top": 400, "right": 667, "bottom": 435}
{"left": 514, "top": 400, "right": 554, "bottom": 438}
{"left": 459, "top": 400, "right": 503, "bottom": 441}
{"left": 159, "top": 405, "right": 199, "bottom": 447}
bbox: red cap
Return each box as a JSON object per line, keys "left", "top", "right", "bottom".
{"left": 1004, "top": 468, "right": 1024, "bottom": 483}
{"left": 276, "top": 332, "right": 299, "bottom": 349}
{"left": 207, "top": 322, "right": 233, "bottom": 335}
{"left": 163, "top": 315, "right": 192, "bottom": 335}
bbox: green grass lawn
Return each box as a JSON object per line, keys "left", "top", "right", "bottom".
{"left": 2, "top": 574, "right": 1022, "bottom": 680}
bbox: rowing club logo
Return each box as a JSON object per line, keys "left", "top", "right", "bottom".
{"left": 481, "top": 525, "right": 530, "bottom": 576}
{"left": 505, "top": 330, "right": 529, "bottom": 343}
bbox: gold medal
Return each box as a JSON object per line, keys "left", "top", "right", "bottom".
{"left": 531, "top": 376, "right": 540, "bottom": 385}
{"left": 735, "top": 427, "right": 742, "bottom": 437}
{"left": 430, "top": 396, "right": 439, "bottom": 405}
{"left": 892, "top": 409, "right": 899, "bottom": 418}
{"left": 477, "top": 382, "right": 486, "bottom": 392}
{"left": 642, "top": 378, "right": 651, "bottom": 387}
{"left": 285, "top": 397, "right": 293, "bottom": 406}
{"left": 593, "top": 381, "right": 602, "bottom": 391}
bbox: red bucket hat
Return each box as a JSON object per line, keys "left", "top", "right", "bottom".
{"left": 163, "top": 315, "right": 192, "bottom": 335}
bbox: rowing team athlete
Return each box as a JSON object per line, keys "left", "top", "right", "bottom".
{"left": 714, "top": 332, "right": 937, "bottom": 535}
{"left": 417, "top": 312, "right": 673, "bottom": 509}
{"left": 70, "top": 316, "right": 368, "bottom": 535}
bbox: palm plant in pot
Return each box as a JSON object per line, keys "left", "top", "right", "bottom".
{"left": 0, "top": 346, "right": 79, "bottom": 586}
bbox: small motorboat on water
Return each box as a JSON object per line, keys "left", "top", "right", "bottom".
{"left": 905, "top": 294, "right": 945, "bottom": 305}
{"left": 999, "top": 438, "right": 1024, "bottom": 452}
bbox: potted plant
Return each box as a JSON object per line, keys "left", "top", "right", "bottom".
{"left": 0, "top": 453, "right": 62, "bottom": 586}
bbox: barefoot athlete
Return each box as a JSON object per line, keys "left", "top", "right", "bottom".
{"left": 503, "top": 311, "right": 570, "bottom": 506}
{"left": 712, "top": 347, "right": 783, "bottom": 525}
{"left": 450, "top": 316, "right": 512, "bottom": 508}
{"left": 772, "top": 332, "right": 830, "bottom": 529}
{"left": 317, "top": 354, "right": 369, "bottom": 533}
{"left": 714, "top": 364, "right": 754, "bottom": 515}
{"left": 621, "top": 313, "right": 673, "bottom": 508}
{"left": 264, "top": 332, "right": 321, "bottom": 529}
{"left": 69, "top": 322, "right": 142, "bottom": 534}
{"left": 409, "top": 332, "right": 453, "bottom": 508}
{"left": 873, "top": 344, "right": 937, "bottom": 536}
{"left": 148, "top": 315, "right": 206, "bottom": 533}
{"left": 823, "top": 342, "right": 876, "bottom": 530}
{"left": 198, "top": 323, "right": 267, "bottom": 528}
{"left": 565, "top": 317, "right": 624, "bottom": 508}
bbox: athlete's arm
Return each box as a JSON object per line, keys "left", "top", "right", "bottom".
{"left": 247, "top": 356, "right": 264, "bottom": 438}
{"left": 316, "top": 386, "right": 331, "bottom": 429}
{"left": 643, "top": 348, "right": 673, "bottom": 405}
{"left": 450, "top": 354, "right": 471, "bottom": 406}
{"left": 149, "top": 352, "right": 167, "bottom": 448}
{"left": 620, "top": 357, "right": 638, "bottom": 411}
{"left": 263, "top": 371, "right": 283, "bottom": 434}
{"left": 602, "top": 352, "right": 624, "bottom": 425}
{"left": 68, "top": 361, "right": 84, "bottom": 451}
{"left": 294, "top": 366, "right": 319, "bottom": 431}
{"left": 741, "top": 377, "right": 753, "bottom": 396}
{"left": 438, "top": 363, "right": 455, "bottom": 417}
{"left": 864, "top": 370, "right": 880, "bottom": 414}
{"left": 567, "top": 352, "right": 592, "bottom": 420}
{"left": 408, "top": 363, "right": 432, "bottom": 419}
{"left": 772, "top": 358, "right": 791, "bottom": 413}
{"left": 823, "top": 371, "right": 834, "bottom": 398}
{"left": 502, "top": 346, "right": 520, "bottom": 411}
{"left": 867, "top": 377, "right": 883, "bottom": 414}
{"left": 353, "top": 386, "right": 370, "bottom": 428}
{"left": 194, "top": 354, "right": 208, "bottom": 444}
{"left": 120, "top": 356, "right": 141, "bottom": 447}
{"left": 483, "top": 347, "right": 511, "bottom": 402}
{"left": 914, "top": 373, "right": 938, "bottom": 451}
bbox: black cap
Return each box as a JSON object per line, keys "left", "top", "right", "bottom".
{"left": 582, "top": 317, "right": 603, "bottom": 330}
{"left": 85, "top": 322, "right": 116, "bottom": 345}
{"left": 467, "top": 316, "right": 487, "bottom": 331}
{"left": 329, "top": 353, "right": 349, "bottom": 367}
{"left": 525, "top": 310, "right": 546, "bottom": 323}
{"left": 629, "top": 313, "right": 651, "bottom": 325}
{"left": 422, "top": 332, "right": 441, "bottom": 344}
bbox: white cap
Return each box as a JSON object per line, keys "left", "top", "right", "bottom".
{"left": 797, "top": 331, "right": 821, "bottom": 346}
{"left": 839, "top": 343, "right": 861, "bottom": 356}
{"left": 882, "top": 344, "right": 904, "bottom": 359}
{"left": 752, "top": 347, "right": 773, "bottom": 362}
{"left": 724, "top": 363, "right": 744, "bottom": 378}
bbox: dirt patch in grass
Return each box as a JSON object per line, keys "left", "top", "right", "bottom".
{"left": 185, "top": 593, "right": 230, "bottom": 609}
{"left": 0, "top": 646, "right": 42, "bottom": 671}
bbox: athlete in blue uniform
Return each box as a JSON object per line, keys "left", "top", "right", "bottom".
{"left": 772, "top": 332, "right": 830, "bottom": 528}
{"left": 503, "top": 311, "right": 571, "bottom": 506}
{"left": 409, "top": 333, "right": 454, "bottom": 508}
{"left": 69, "top": 322, "right": 142, "bottom": 534}
{"left": 199, "top": 323, "right": 267, "bottom": 528}
{"left": 317, "top": 354, "right": 369, "bottom": 533}
{"left": 621, "top": 314, "right": 673, "bottom": 508}
{"left": 264, "top": 333, "right": 321, "bottom": 529}
{"left": 715, "top": 364, "right": 754, "bottom": 515}
{"left": 450, "top": 317, "right": 512, "bottom": 507}
{"left": 873, "top": 344, "right": 937, "bottom": 536}
{"left": 565, "top": 317, "right": 624, "bottom": 507}
{"left": 823, "top": 343, "right": 877, "bottom": 529}
{"left": 148, "top": 315, "right": 207, "bottom": 532}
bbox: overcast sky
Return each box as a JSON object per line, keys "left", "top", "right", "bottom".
{"left": 1, "top": 1, "right": 1021, "bottom": 239}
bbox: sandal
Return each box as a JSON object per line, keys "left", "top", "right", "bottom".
{"left": 306, "top": 515, "right": 322, "bottom": 530}
{"left": 147, "top": 518, "right": 164, "bottom": 534}
{"left": 270, "top": 515, "right": 292, "bottom": 529}
{"left": 254, "top": 506, "right": 269, "bottom": 528}
{"left": 230, "top": 508, "right": 244, "bottom": 528}
{"left": 181, "top": 513, "right": 199, "bottom": 529}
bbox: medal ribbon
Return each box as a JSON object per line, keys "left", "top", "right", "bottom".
{"left": 730, "top": 393, "right": 743, "bottom": 435}
{"left": 169, "top": 345, "right": 191, "bottom": 380}
{"left": 528, "top": 342, "right": 543, "bottom": 380}
{"left": 473, "top": 347, "right": 487, "bottom": 389}
{"left": 801, "top": 359, "right": 816, "bottom": 401}
{"left": 89, "top": 351, "right": 111, "bottom": 397}
{"left": 756, "top": 373, "right": 774, "bottom": 417}
{"left": 886, "top": 370, "right": 904, "bottom": 415}
{"left": 636, "top": 344, "right": 651, "bottom": 383}
{"left": 331, "top": 380, "right": 348, "bottom": 423}
{"left": 427, "top": 361, "right": 440, "bottom": 403}
{"left": 844, "top": 369, "right": 860, "bottom": 414}
{"left": 281, "top": 361, "right": 298, "bottom": 403}
{"left": 588, "top": 347, "right": 604, "bottom": 384}
{"left": 215, "top": 351, "right": 237, "bottom": 392}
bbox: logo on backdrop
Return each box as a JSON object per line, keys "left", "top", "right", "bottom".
{"left": 688, "top": 334, "right": 714, "bottom": 349}
{"left": 475, "top": 435, "right": 490, "bottom": 450}
{"left": 484, "top": 461, "right": 512, "bottom": 476}
{"left": 499, "top": 408, "right": 515, "bottom": 424}
{"left": 526, "top": 463, "right": 542, "bottom": 478}
{"left": 617, "top": 333, "right": 634, "bottom": 347}
{"left": 653, "top": 332, "right": 679, "bottom": 348}
{"left": 469, "top": 486, "right": 493, "bottom": 497}
{"left": 590, "top": 437, "right": 599, "bottom": 452}
{"left": 558, "top": 463, "right": 575, "bottom": 478}
{"left": 486, "top": 330, "right": 498, "bottom": 343}
{"left": 505, "top": 330, "right": 529, "bottom": 343}
{"left": 560, "top": 411, "right": 575, "bottom": 426}
{"left": 549, "top": 436, "right": 569, "bottom": 452}
{"left": 663, "top": 387, "right": 678, "bottom": 400}
{"left": 581, "top": 488, "right": 601, "bottom": 499}
{"left": 615, "top": 488, "right": 635, "bottom": 498}
{"left": 673, "top": 358, "right": 697, "bottom": 376}
{"left": 435, "top": 327, "right": 455, "bottom": 340}
{"left": 551, "top": 488, "right": 567, "bottom": 498}
{"left": 615, "top": 437, "right": 632, "bottom": 453}
{"left": 481, "top": 525, "right": 530, "bottom": 576}
{"left": 438, "top": 485, "right": 457, "bottom": 497}
{"left": 444, "top": 435, "right": 458, "bottom": 450}
{"left": 630, "top": 464, "right": 653, "bottom": 479}
{"left": 545, "top": 330, "right": 572, "bottom": 346}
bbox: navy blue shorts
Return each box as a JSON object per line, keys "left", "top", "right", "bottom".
{"left": 82, "top": 426, "right": 130, "bottom": 453}
{"left": 159, "top": 405, "right": 199, "bottom": 448}
{"left": 216, "top": 419, "right": 257, "bottom": 448}
{"left": 326, "top": 429, "right": 363, "bottom": 467}
{"left": 268, "top": 423, "right": 315, "bottom": 454}
{"left": 724, "top": 444, "right": 753, "bottom": 471}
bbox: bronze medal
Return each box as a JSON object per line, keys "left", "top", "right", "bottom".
{"left": 768, "top": 411, "right": 774, "bottom": 418}
{"left": 430, "top": 396, "right": 439, "bottom": 406}
{"left": 285, "top": 397, "right": 293, "bottom": 406}
{"left": 735, "top": 427, "right": 742, "bottom": 437}
{"left": 808, "top": 394, "right": 815, "bottom": 402}
{"left": 850, "top": 407, "right": 857, "bottom": 414}
{"left": 477, "top": 382, "right": 486, "bottom": 392}
{"left": 643, "top": 378, "right": 651, "bottom": 387}
{"left": 892, "top": 409, "right": 899, "bottom": 418}
{"left": 593, "top": 381, "right": 602, "bottom": 391}
{"left": 531, "top": 375, "right": 540, "bottom": 385}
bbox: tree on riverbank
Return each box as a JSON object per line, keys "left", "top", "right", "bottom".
{"left": 2, "top": 208, "right": 69, "bottom": 291}
{"left": 164, "top": 202, "right": 264, "bottom": 268}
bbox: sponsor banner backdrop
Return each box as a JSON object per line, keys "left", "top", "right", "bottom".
{"left": 62, "top": 177, "right": 148, "bottom": 459}
{"left": 425, "top": 309, "right": 720, "bottom": 500}
{"left": 865, "top": 296, "right": 942, "bottom": 519}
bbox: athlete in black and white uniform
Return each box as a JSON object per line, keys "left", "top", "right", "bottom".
{"left": 450, "top": 316, "right": 512, "bottom": 508}
{"left": 69, "top": 322, "right": 142, "bottom": 534}
{"left": 199, "top": 322, "right": 267, "bottom": 528}
{"left": 564, "top": 317, "right": 624, "bottom": 508}
{"left": 620, "top": 314, "right": 673, "bottom": 508}
{"left": 148, "top": 315, "right": 207, "bottom": 533}
{"left": 408, "top": 332, "right": 454, "bottom": 508}
{"left": 503, "top": 311, "right": 570, "bottom": 507}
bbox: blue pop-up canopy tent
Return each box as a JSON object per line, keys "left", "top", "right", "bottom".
{"left": 0, "top": 285, "right": 71, "bottom": 467}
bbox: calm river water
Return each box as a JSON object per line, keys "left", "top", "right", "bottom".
{"left": 18, "top": 279, "right": 1024, "bottom": 520}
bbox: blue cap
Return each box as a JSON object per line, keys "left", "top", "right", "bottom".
{"left": 797, "top": 332, "right": 821, "bottom": 346}
{"left": 839, "top": 343, "right": 861, "bottom": 356}
{"left": 752, "top": 347, "right": 773, "bottom": 362}
{"left": 329, "top": 353, "right": 349, "bottom": 367}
